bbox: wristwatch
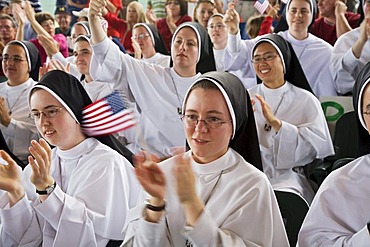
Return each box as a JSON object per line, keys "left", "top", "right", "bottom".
{"left": 36, "top": 181, "right": 57, "bottom": 195}
{"left": 145, "top": 199, "right": 166, "bottom": 212}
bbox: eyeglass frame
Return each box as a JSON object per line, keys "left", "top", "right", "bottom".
{"left": 207, "top": 23, "right": 226, "bottom": 30}
{"left": 29, "top": 107, "right": 64, "bottom": 120}
{"left": 180, "top": 114, "right": 232, "bottom": 128}
{"left": 132, "top": 33, "right": 151, "bottom": 40}
{"left": 251, "top": 53, "right": 279, "bottom": 64}
{"left": 1, "top": 55, "right": 27, "bottom": 63}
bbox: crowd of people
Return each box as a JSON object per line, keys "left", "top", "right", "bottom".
{"left": 0, "top": 0, "right": 369, "bottom": 246}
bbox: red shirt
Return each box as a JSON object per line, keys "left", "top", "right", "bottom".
{"left": 156, "top": 15, "right": 192, "bottom": 52}
{"left": 104, "top": 12, "right": 133, "bottom": 53}
{"left": 310, "top": 12, "right": 360, "bottom": 46}
{"left": 30, "top": 34, "right": 69, "bottom": 64}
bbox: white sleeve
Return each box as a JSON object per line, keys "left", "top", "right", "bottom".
{"left": 273, "top": 99, "right": 334, "bottom": 169}
{"left": 224, "top": 33, "right": 255, "bottom": 72}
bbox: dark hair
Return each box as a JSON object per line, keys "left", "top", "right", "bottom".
{"left": 0, "top": 14, "right": 17, "bottom": 28}
{"left": 165, "top": 0, "right": 188, "bottom": 16}
{"left": 35, "top": 12, "right": 54, "bottom": 25}
{"left": 247, "top": 15, "right": 266, "bottom": 39}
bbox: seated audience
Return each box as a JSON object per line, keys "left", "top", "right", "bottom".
{"left": 310, "top": 0, "right": 361, "bottom": 46}
{"left": 132, "top": 23, "right": 170, "bottom": 67}
{"left": 0, "top": 40, "right": 40, "bottom": 165}
{"left": 330, "top": 0, "right": 370, "bottom": 95}
{"left": 0, "top": 70, "right": 140, "bottom": 246}
{"left": 224, "top": 0, "right": 338, "bottom": 97}
{"left": 298, "top": 60, "right": 370, "bottom": 246}
{"left": 123, "top": 71, "right": 289, "bottom": 246}
{"left": 89, "top": 0, "right": 216, "bottom": 158}
{"left": 248, "top": 34, "right": 334, "bottom": 204}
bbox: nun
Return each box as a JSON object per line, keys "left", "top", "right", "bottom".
{"left": 249, "top": 34, "right": 334, "bottom": 204}
{"left": 88, "top": 0, "right": 216, "bottom": 159}
{"left": 0, "top": 70, "right": 139, "bottom": 246}
{"left": 223, "top": 0, "right": 337, "bottom": 97}
{"left": 0, "top": 40, "right": 41, "bottom": 166}
{"left": 122, "top": 71, "right": 289, "bottom": 247}
{"left": 298, "top": 61, "right": 370, "bottom": 246}
{"left": 132, "top": 23, "right": 170, "bottom": 67}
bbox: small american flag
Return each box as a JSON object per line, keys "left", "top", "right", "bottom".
{"left": 81, "top": 91, "right": 137, "bottom": 136}
{"left": 254, "top": 0, "right": 269, "bottom": 14}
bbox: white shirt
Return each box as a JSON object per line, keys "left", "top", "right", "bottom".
{"left": 330, "top": 27, "right": 370, "bottom": 95}
{"left": 0, "top": 78, "right": 38, "bottom": 164}
{"left": 50, "top": 53, "right": 80, "bottom": 79}
{"left": 298, "top": 154, "right": 370, "bottom": 246}
{"left": 80, "top": 78, "right": 115, "bottom": 102}
{"left": 224, "top": 31, "right": 337, "bottom": 97}
{"left": 142, "top": 52, "right": 170, "bottom": 68}
{"left": 249, "top": 82, "right": 334, "bottom": 204}
{"left": 0, "top": 138, "right": 140, "bottom": 247}
{"left": 90, "top": 37, "right": 201, "bottom": 158}
{"left": 123, "top": 149, "right": 289, "bottom": 246}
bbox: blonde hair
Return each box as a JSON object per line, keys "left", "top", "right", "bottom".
{"left": 124, "top": 1, "right": 146, "bottom": 39}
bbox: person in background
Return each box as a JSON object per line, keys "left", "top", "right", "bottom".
{"left": 0, "top": 14, "right": 16, "bottom": 80}
{"left": 54, "top": 5, "right": 72, "bottom": 37}
{"left": 89, "top": 0, "right": 216, "bottom": 158}
{"left": 207, "top": 13, "right": 227, "bottom": 71}
{"left": 193, "top": 0, "right": 217, "bottom": 28}
{"left": 132, "top": 23, "right": 170, "bottom": 67}
{"left": 104, "top": 0, "right": 123, "bottom": 39}
{"left": 0, "top": 70, "right": 139, "bottom": 246}
{"left": 310, "top": 0, "right": 360, "bottom": 46}
{"left": 66, "top": 0, "right": 88, "bottom": 26}
{"left": 21, "top": 1, "right": 68, "bottom": 64}
{"left": 0, "top": 14, "right": 16, "bottom": 46}
{"left": 101, "top": 1, "right": 146, "bottom": 54}
{"left": 154, "top": 0, "right": 191, "bottom": 52}
{"left": 298, "top": 60, "right": 370, "bottom": 246}
{"left": 330, "top": 0, "right": 370, "bottom": 95}
{"left": 72, "top": 7, "right": 89, "bottom": 22}
{"left": 0, "top": 40, "right": 41, "bottom": 165}
{"left": 123, "top": 71, "right": 289, "bottom": 246}
{"left": 248, "top": 34, "right": 334, "bottom": 204}
{"left": 224, "top": 0, "right": 338, "bottom": 97}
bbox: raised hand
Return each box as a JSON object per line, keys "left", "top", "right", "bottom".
{"left": 173, "top": 153, "right": 204, "bottom": 226}
{"left": 255, "top": 94, "right": 282, "bottom": 132}
{"left": 0, "top": 97, "right": 11, "bottom": 127}
{"left": 89, "top": 0, "right": 107, "bottom": 17}
{"left": 134, "top": 151, "right": 166, "bottom": 200}
{"left": 0, "top": 150, "right": 24, "bottom": 206}
{"left": 28, "top": 139, "right": 54, "bottom": 191}
{"left": 224, "top": 1, "right": 240, "bottom": 35}
{"left": 131, "top": 37, "right": 142, "bottom": 59}
{"left": 38, "top": 34, "right": 59, "bottom": 57}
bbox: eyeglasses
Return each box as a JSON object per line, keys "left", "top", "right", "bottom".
{"left": 0, "top": 25, "right": 14, "bottom": 30}
{"left": 29, "top": 107, "right": 64, "bottom": 120}
{"left": 132, "top": 33, "right": 150, "bottom": 40}
{"left": 251, "top": 53, "right": 279, "bottom": 64}
{"left": 166, "top": 1, "right": 180, "bottom": 5}
{"left": 207, "top": 23, "right": 226, "bottom": 30}
{"left": 1, "top": 55, "right": 26, "bottom": 63}
{"left": 180, "top": 114, "right": 232, "bottom": 128}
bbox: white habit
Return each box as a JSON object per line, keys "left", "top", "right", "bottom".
{"left": 330, "top": 27, "right": 370, "bottom": 95}
{"left": 298, "top": 155, "right": 370, "bottom": 246}
{"left": 249, "top": 82, "right": 334, "bottom": 204}
{"left": 123, "top": 149, "right": 289, "bottom": 246}
{"left": 0, "top": 78, "right": 39, "bottom": 163}
{"left": 0, "top": 138, "right": 140, "bottom": 247}
{"left": 90, "top": 37, "right": 201, "bottom": 158}
{"left": 224, "top": 31, "right": 337, "bottom": 97}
